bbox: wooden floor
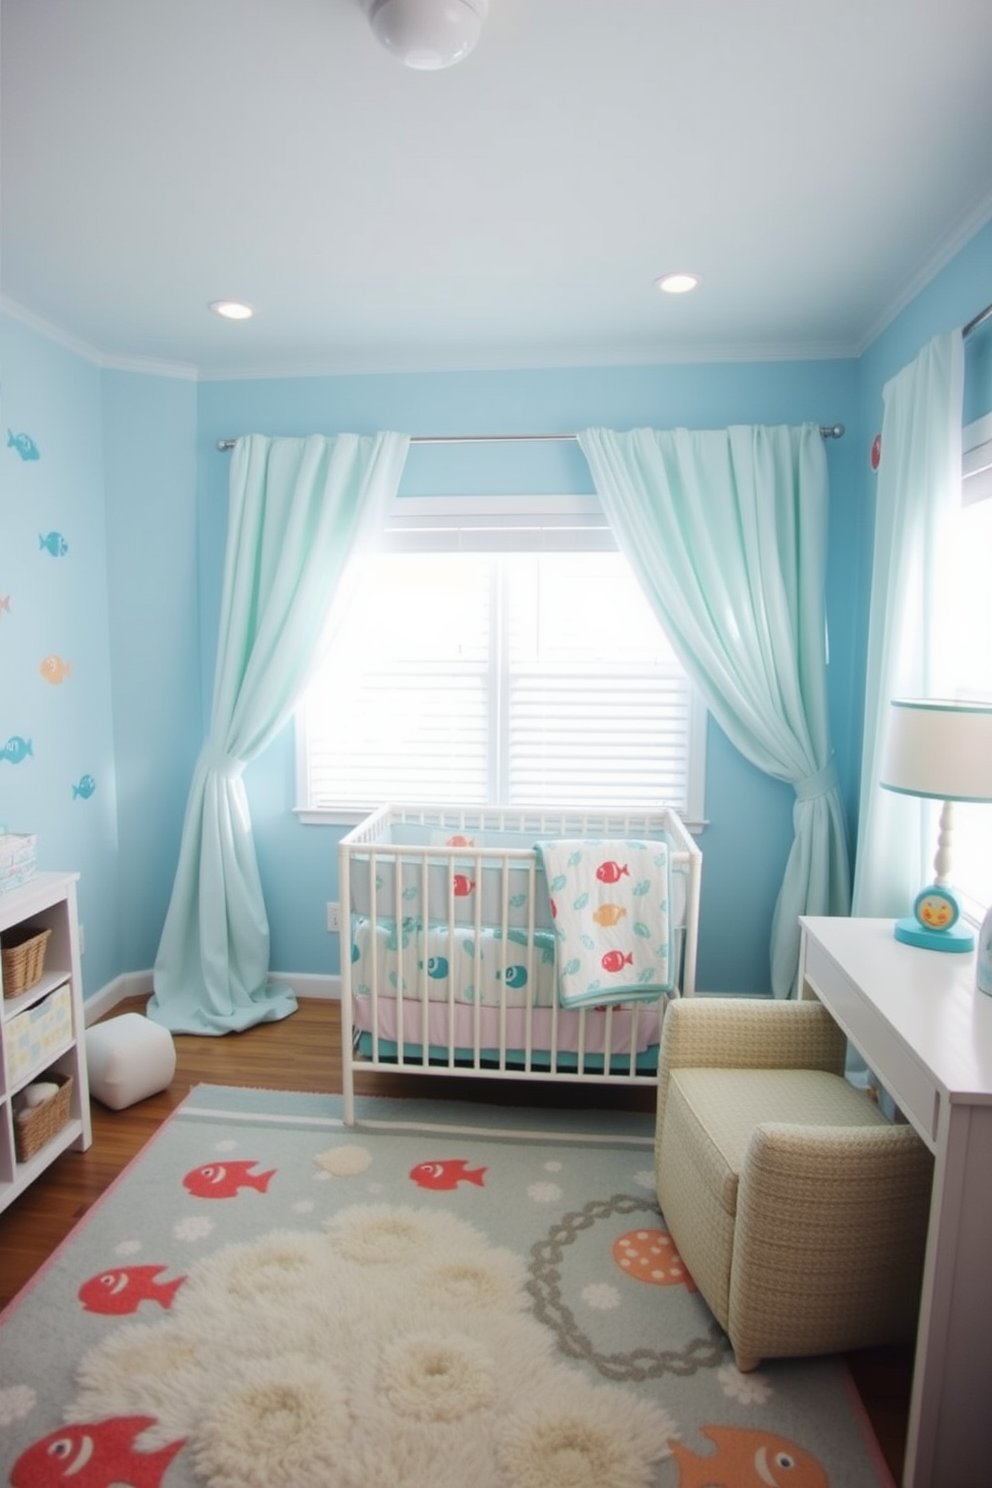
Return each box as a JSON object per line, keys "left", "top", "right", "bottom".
{"left": 0, "top": 995, "right": 911, "bottom": 1481}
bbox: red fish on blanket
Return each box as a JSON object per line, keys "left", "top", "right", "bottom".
{"left": 182, "top": 1159, "right": 275, "bottom": 1199}
{"left": 601, "top": 949, "right": 634, "bottom": 973}
{"left": 78, "top": 1263, "right": 186, "bottom": 1315}
{"left": 671, "top": 1425, "right": 828, "bottom": 1488}
{"left": 595, "top": 859, "right": 630, "bottom": 883}
{"left": 10, "top": 1416, "right": 185, "bottom": 1488}
{"left": 452, "top": 874, "right": 475, "bottom": 896}
{"left": 410, "top": 1159, "right": 487, "bottom": 1191}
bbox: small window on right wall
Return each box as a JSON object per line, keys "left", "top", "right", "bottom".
{"left": 950, "top": 413, "right": 992, "bottom": 921}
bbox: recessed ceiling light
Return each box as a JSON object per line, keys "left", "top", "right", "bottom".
{"left": 209, "top": 300, "right": 254, "bottom": 321}
{"left": 655, "top": 273, "right": 700, "bottom": 295}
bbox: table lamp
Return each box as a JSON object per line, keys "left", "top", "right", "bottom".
{"left": 879, "top": 698, "right": 992, "bottom": 952}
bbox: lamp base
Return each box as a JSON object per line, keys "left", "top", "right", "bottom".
{"left": 893, "top": 917, "right": 975, "bottom": 952}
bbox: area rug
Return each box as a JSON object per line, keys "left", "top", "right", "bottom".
{"left": 0, "top": 1085, "right": 892, "bottom": 1487}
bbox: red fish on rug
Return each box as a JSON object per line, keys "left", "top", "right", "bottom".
{"left": 410, "top": 1158, "right": 488, "bottom": 1190}
{"left": 181, "top": 1159, "right": 276, "bottom": 1199}
{"left": 10, "top": 1415, "right": 185, "bottom": 1488}
{"left": 671, "top": 1424, "right": 828, "bottom": 1487}
{"left": 78, "top": 1264, "right": 186, "bottom": 1316}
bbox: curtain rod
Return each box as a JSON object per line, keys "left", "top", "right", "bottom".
{"left": 963, "top": 299, "right": 992, "bottom": 339}
{"left": 216, "top": 424, "right": 845, "bottom": 452}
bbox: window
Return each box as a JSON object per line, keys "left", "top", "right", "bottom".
{"left": 947, "top": 414, "right": 992, "bottom": 922}
{"left": 297, "top": 499, "right": 706, "bottom": 824}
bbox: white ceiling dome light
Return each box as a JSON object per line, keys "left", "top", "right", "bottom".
{"left": 365, "top": 0, "right": 489, "bottom": 70}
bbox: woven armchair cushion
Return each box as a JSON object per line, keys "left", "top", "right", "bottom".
{"left": 665, "top": 1065, "right": 887, "bottom": 1218}
{"left": 656, "top": 997, "right": 847, "bottom": 1156}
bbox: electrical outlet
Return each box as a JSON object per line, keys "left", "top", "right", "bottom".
{"left": 326, "top": 902, "right": 340, "bottom": 933}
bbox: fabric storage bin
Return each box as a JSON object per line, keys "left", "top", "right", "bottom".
{"left": 4, "top": 982, "right": 72, "bottom": 1085}
{"left": 0, "top": 834, "right": 37, "bottom": 895}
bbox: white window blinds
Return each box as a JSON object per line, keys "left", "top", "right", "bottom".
{"left": 298, "top": 502, "right": 706, "bottom": 822}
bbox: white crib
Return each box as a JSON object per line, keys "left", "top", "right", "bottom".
{"left": 338, "top": 804, "right": 702, "bottom": 1124}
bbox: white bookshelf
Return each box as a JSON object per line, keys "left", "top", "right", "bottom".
{"left": 0, "top": 872, "right": 91, "bottom": 1214}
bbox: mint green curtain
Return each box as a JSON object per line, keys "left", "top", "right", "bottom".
{"left": 149, "top": 432, "right": 410, "bottom": 1034}
{"left": 579, "top": 424, "right": 850, "bottom": 999}
{"left": 852, "top": 332, "right": 964, "bottom": 918}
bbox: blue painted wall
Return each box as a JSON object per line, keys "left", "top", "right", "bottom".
{"left": 0, "top": 319, "right": 120, "bottom": 993}
{"left": 101, "top": 370, "right": 201, "bottom": 973}
{"left": 1, "top": 212, "right": 989, "bottom": 1004}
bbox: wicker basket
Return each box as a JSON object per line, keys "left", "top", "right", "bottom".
{"left": 14, "top": 1072, "right": 73, "bottom": 1162}
{"left": 1, "top": 925, "right": 52, "bottom": 998}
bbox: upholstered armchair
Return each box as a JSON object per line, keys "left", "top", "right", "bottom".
{"left": 655, "top": 997, "right": 934, "bottom": 1373}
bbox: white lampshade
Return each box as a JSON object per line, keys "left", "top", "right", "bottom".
{"left": 367, "top": 0, "right": 489, "bottom": 70}
{"left": 880, "top": 698, "right": 992, "bottom": 804}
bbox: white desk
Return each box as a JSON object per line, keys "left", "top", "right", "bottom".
{"left": 800, "top": 916, "right": 992, "bottom": 1488}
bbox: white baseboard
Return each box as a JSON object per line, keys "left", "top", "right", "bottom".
{"left": 82, "top": 970, "right": 340, "bottom": 1025}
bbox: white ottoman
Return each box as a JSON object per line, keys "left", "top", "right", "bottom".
{"left": 85, "top": 1013, "right": 176, "bottom": 1110}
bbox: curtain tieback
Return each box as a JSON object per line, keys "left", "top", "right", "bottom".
{"left": 201, "top": 746, "right": 244, "bottom": 779}
{"left": 794, "top": 758, "right": 838, "bottom": 802}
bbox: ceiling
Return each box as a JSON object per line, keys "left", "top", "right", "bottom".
{"left": 4, "top": 0, "right": 992, "bottom": 379}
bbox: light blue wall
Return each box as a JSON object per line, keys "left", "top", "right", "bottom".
{"left": 198, "top": 357, "right": 860, "bottom": 995}
{"left": 101, "top": 370, "right": 201, "bottom": 972}
{"left": 2, "top": 212, "right": 988, "bottom": 1005}
{"left": 0, "top": 318, "right": 120, "bottom": 993}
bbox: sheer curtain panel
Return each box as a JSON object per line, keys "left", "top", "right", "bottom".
{"left": 149, "top": 432, "right": 410, "bottom": 1034}
{"left": 851, "top": 331, "right": 965, "bottom": 918}
{"left": 579, "top": 423, "right": 850, "bottom": 999}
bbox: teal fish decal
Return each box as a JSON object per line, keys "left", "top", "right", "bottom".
{"left": 549, "top": 873, "right": 568, "bottom": 893}
{"left": 351, "top": 944, "right": 360, "bottom": 963}
{"left": 39, "top": 531, "right": 69, "bottom": 557}
{"left": 2, "top": 735, "right": 34, "bottom": 764}
{"left": 509, "top": 893, "right": 527, "bottom": 909}
{"left": 72, "top": 773, "right": 96, "bottom": 799}
{"left": 425, "top": 956, "right": 449, "bottom": 979}
{"left": 496, "top": 965, "right": 528, "bottom": 989}
{"left": 7, "top": 429, "right": 40, "bottom": 460}
{"left": 402, "top": 885, "right": 418, "bottom": 900}
{"left": 567, "top": 850, "right": 584, "bottom": 866}
{"left": 564, "top": 957, "right": 581, "bottom": 976}
{"left": 633, "top": 922, "right": 652, "bottom": 938}
{"left": 633, "top": 879, "right": 652, "bottom": 896}
{"left": 572, "top": 891, "right": 590, "bottom": 910}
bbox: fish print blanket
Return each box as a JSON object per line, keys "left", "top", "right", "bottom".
{"left": 534, "top": 839, "right": 674, "bottom": 1009}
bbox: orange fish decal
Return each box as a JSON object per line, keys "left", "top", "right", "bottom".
{"left": 39, "top": 654, "right": 71, "bottom": 684}
{"left": 182, "top": 1159, "right": 276, "bottom": 1199}
{"left": 410, "top": 1159, "right": 487, "bottom": 1191}
{"left": 10, "top": 1416, "right": 185, "bottom": 1488}
{"left": 592, "top": 902, "right": 627, "bottom": 927}
{"left": 612, "top": 1228, "right": 697, "bottom": 1290}
{"left": 601, "top": 949, "right": 633, "bottom": 973}
{"left": 78, "top": 1264, "right": 186, "bottom": 1315}
{"left": 446, "top": 834, "right": 475, "bottom": 847}
{"left": 0, "top": 595, "right": 10, "bottom": 615}
{"left": 596, "top": 860, "right": 630, "bottom": 884}
{"left": 671, "top": 1425, "right": 829, "bottom": 1488}
{"left": 452, "top": 874, "right": 475, "bottom": 896}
